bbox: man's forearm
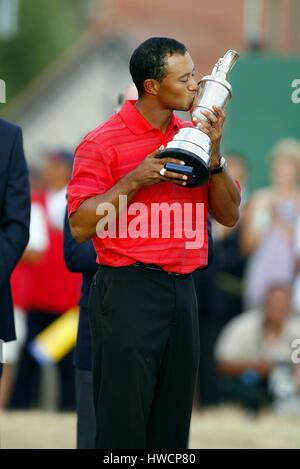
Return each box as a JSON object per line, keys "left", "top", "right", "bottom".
{"left": 69, "top": 172, "right": 139, "bottom": 243}
{"left": 208, "top": 171, "right": 240, "bottom": 227}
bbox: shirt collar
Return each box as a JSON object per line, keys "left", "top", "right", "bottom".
{"left": 119, "top": 100, "right": 180, "bottom": 136}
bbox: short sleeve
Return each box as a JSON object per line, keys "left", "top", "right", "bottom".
{"left": 67, "top": 138, "right": 115, "bottom": 217}
{"left": 215, "top": 312, "right": 260, "bottom": 362}
{"left": 215, "top": 320, "right": 245, "bottom": 362}
{"left": 234, "top": 178, "right": 241, "bottom": 192}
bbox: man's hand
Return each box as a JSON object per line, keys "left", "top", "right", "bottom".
{"left": 192, "top": 105, "right": 226, "bottom": 168}
{"left": 128, "top": 146, "right": 188, "bottom": 189}
{"left": 69, "top": 146, "right": 189, "bottom": 243}
{"left": 192, "top": 105, "right": 240, "bottom": 227}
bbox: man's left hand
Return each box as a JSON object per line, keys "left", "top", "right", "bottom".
{"left": 192, "top": 105, "right": 226, "bottom": 168}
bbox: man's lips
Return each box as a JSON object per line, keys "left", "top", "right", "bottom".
{"left": 189, "top": 93, "right": 196, "bottom": 105}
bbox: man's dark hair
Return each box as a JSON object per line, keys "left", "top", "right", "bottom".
{"left": 129, "top": 37, "right": 187, "bottom": 97}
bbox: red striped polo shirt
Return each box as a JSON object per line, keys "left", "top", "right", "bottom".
{"left": 68, "top": 100, "right": 209, "bottom": 274}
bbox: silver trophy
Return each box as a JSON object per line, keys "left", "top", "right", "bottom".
{"left": 160, "top": 49, "right": 239, "bottom": 187}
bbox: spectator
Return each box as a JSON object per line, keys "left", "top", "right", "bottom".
{"left": 63, "top": 83, "right": 138, "bottom": 448}
{"left": 242, "top": 138, "right": 300, "bottom": 308}
{"left": 194, "top": 153, "right": 248, "bottom": 406}
{"left": 0, "top": 119, "right": 30, "bottom": 386}
{"left": 63, "top": 211, "right": 97, "bottom": 446}
{"left": 215, "top": 284, "right": 300, "bottom": 413}
{"left": 1, "top": 167, "right": 45, "bottom": 409}
{"left": 9, "top": 150, "right": 81, "bottom": 411}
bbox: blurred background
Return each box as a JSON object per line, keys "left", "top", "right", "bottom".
{"left": 1, "top": 0, "right": 300, "bottom": 449}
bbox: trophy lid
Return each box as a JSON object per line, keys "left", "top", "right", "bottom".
{"left": 196, "top": 49, "right": 239, "bottom": 91}
{"left": 213, "top": 50, "right": 239, "bottom": 77}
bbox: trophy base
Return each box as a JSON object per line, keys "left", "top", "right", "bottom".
{"left": 159, "top": 147, "right": 209, "bottom": 187}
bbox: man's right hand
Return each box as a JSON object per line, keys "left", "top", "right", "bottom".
{"left": 128, "top": 146, "right": 188, "bottom": 190}
{"left": 70, "top": 147, "right": 188, "bottom": 244}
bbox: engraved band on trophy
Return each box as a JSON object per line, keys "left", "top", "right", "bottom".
{"left": 160, "top": 49, "right": 240, "bottom": 187}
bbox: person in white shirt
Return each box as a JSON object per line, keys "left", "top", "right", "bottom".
{"left": 216, "top": 284, "right": 300, "bottom": 413}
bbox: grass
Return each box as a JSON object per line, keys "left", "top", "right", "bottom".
{"left": 1, "top": 406, "right": 300, "bottom": 449}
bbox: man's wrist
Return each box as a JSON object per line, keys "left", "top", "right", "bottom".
{"left": 209, "top": 153, "right": 221, "bottom": 170}
{"left": 209, "top": 156, "right": 227, "bottom": 175}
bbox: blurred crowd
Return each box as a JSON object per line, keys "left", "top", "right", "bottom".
{"left": 195, "top": 139, "right": 300, "bottom": 415}
{"left": 1, "top": 108, "right": 300, "bottom": 423}
{"left": 1, "top": 150, "right": 81, "bottom": 411}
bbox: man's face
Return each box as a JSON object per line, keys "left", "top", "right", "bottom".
{"left": 156, "top": 52, "right": 197, "bottom": 112}
{"left": 264, "top": 287, "right": 291, "bottom": 325}
{"left": 226, "top": 155, "right": 248, "bottom": 186}
{"left": 271, "top": 156, "right": 300, "bottom": 188}
{"left": 42, "top": 158, "right": 72, "bottom": 191}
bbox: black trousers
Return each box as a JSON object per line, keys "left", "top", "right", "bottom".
{"left": 89, "top": 264, "right": 200, "bottom": 449}
{"left": 75, "top": 368, "right": 96, "bottom": 449}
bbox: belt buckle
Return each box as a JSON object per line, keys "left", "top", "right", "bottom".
{"left": 146, "top": 264, "right": 161, "bottom": 272}
{"left": 148, "top": 264, "right": 180, "bottom": 276}
{"left": 167, "top": 271, "right": 181, "bottom": 276}
{"left": 133, "top": 262, "right": 181, "bottom": 276}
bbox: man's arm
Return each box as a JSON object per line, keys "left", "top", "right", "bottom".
{"left": 0, "top": 128, "right": 30, "bottom": 287}
{"left": 69, "top": 147, "right": 188, "bottom": 243}
{"left": 194, "top": 106, "right": 240, "bottom": 227}
{"left": 69, "top": 169, "right": 139, "bottom": 243}
{"left": 63, "top": 209, "right": 98, "bottom": 274}
{"left": 208, "top": 171, "right": 240, "bottom": 227}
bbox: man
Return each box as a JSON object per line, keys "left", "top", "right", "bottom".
{"left": 68, "top": 37, "right": 240, "bottom": 448}
{"left": 215, "top": 284, "right": 300, "bottom": 413}
{"left": 0, "top": 118, "right": 30, "bottom": 381}
{"left": 63, "top": 210, "right": 97, "bottom": 447}
{"left": 9, "top": 150, "right": 80, "bottom": 410}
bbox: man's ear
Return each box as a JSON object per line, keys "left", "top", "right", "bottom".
{"left": 143, "top": 79, "right": 160, "bottom": 96}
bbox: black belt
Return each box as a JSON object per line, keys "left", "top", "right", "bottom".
{"left": 131, "top": 262, "right": 182, "bottom": 276}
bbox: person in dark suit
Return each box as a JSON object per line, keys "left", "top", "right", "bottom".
{"left": 0, "top": 118, "right": 30, "bottom": 379}
{"left": 63, "top": 84, "right": 138, "bottom": 448}
{"left": 63, "top": 209, "right": 97, "bottom": 448}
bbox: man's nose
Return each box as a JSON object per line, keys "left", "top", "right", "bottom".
{"left": 187, "top": 77, "right": 198, "bottom": 92}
